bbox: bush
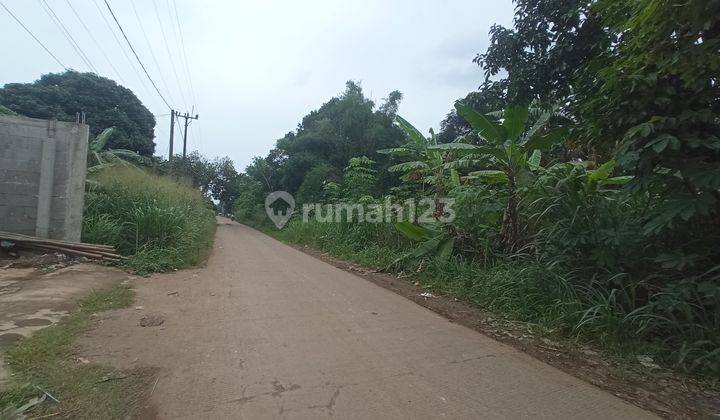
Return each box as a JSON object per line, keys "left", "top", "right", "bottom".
{"left": 296, "top": 164, "right": 339, "bottom": 204}
{"left": 527, "top": 162, "right": 647, "bottom": 278}
{"left": 82, "top": 167, "right": 216, "bottom": 273}
{"left": 525, "top": 162, "right": 720, "bottom": 373}
{"left": 0, "top": 104, "right": 17, "bottom": 115}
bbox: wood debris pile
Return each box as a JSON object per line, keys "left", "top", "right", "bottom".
{"left": 0, "top": 231, "right": 124, "bottom": 262}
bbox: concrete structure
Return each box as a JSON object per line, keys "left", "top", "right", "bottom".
{"left": 0, "top": 115, "right": 89, "bottom": 241}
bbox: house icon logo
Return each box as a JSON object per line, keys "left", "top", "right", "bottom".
{"left": 265, "top": 191, "right": 295, "bottom": 229}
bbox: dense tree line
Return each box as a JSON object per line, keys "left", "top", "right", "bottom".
{"left": 157, "top": 152, "right": 241, "bottom": 214}
{"left": 238, "top": 81, "right": 408, "bottom": 206}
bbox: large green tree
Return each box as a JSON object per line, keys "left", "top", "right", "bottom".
{"left": 160, "top": 152, "right": 241, "bottom": 213}
{"left": 0, "top": 71, "right": 156, "bottom": 156}
{"left": 576, "top": 0, "right": 720, "bottom": 234}
{"left": 210, "top": 157, "right": 241, "bottom": 214}
{"left": 460, "top": 0, "right": 719, "bottom": 266}
{"left": 162, "top": 151, "right": 216, "bottom": 195}
{"left": 252, "top": 81, "right": 406, "bottom": 195}
{"left": 438, "top": 0, "right": 610, "bottom": 145}
{"left": 475, "top": 0, "right": 608, "bottom": 106}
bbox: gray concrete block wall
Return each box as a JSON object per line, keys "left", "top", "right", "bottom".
{"left": 0, "top": 115, "right": 89, "bottom": 241}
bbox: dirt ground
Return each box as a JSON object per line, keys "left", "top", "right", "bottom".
{"left": 77, "top": 219, "right": 660, "bottom": 419}
{"left": 0, "top": 263, "right": 132, "bottom": 388}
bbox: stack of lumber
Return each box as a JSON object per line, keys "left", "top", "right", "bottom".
{"left": 0, "top": 231, "right": 124, "bottom": 262}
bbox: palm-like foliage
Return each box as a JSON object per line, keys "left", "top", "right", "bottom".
{"left": 87, "top": 127, "right": 142, "bottom": 173}
{"left": 392, "top": 220, "right": 454, "bottom": 265}
{"left": 378, "top": 116, "right": 439, "bottom": 185}
{"left": 378, "top": 116, "right": 462, "bottom": 198}
{"left": 379, "top": 116, "right": 459, "bottom": 261}
{"left": 432, "top": 102, "right": 568, "bottom": 252}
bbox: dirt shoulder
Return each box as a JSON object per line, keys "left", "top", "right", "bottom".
{"left": 285, "top": 243, "right": 720, "bottom": 419}
{"left": 0, "top": 263, "right": 156, "bottom": 418}
{"left": 0, "top": 264, "right": 132, "bottom": 384}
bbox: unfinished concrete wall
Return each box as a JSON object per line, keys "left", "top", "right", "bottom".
{"left": 0, "top": 115, "right": 89, "bottom": 241}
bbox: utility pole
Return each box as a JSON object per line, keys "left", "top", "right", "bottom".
{"left": 168, "top": 110, "right": 175, "bottom": 162}
{"left": 176, "top": 112, "right": 199, "bottom": 160}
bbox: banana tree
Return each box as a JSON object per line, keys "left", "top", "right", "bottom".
{"left": 87, "top": 127, "right": 142, "bottom": 173}
{"left": 392, "top": 220, "right": 454, "bottom": 266}
{"left": 378, "top": 115, "right": 446, "bottom": 218}
{"left": 430, "top": 102, "right": 568, "bottom": 252}
{"left": 379, "top": 116, "right": 461, "bottom": 262}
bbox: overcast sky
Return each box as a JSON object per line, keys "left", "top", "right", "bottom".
{"left": 1, "top": 0, "right": 514, "bottom": 170}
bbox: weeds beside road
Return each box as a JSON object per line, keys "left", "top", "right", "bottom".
{"left": 83, "top": 167, "right": 216, "bottom": 274}
{"left": 247, "top": 216, "right": 720, "bottom": 381}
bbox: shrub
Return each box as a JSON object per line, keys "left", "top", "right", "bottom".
{"left": 526, "top": 162, "right": 720, "bottom": 373}
{"left": 296, "top": 164, "right": 339, "bottom": 204}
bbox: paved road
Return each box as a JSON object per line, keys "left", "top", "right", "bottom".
{"left": 82, "top": 219, "right": 655, "bottom": 419}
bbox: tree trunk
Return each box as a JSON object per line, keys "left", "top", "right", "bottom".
{"left": 500, "top": 175, "right": 519, "bottom": 253}
{"left": 433, "top": 169, "right": 445, "bottom": 220}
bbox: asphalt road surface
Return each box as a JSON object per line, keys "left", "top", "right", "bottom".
{"left": 82, "top": 219, "right": 655, "bottom": 419}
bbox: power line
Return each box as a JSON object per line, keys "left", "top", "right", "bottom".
{"left": 174, "top": 113, "right": 184, "bottom": 144}
{"left": 171, "top": 0, "right": 197, "bottom": 110}
{"left": 129, "top": 0, "right": 176, "bottom": 107}
{"left": 170, "top": 0, "right": 201, "bottom": 152}
{"left": 166, "top": 0, "right": 192, "bottom": 106}
{"left": 64, "top": 0, "right": 125, "bottom": 84}
{"left": 103, "top": 0, "right": 173, "bottom": 110}
{"left": 0, "top": 1, "right": 67, "bottom": 69}
{"left": 152, "top": 0, "right": 187, "bottom": 109}
{"left": 38, "top": 0, "right": 98, "bottom": 73}
{"left": 91, "top": 0, "right": 152, "bottom": 99}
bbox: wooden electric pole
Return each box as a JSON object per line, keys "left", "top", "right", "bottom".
{"left": 168, "top": 110, "right": 175, "bottom": 162}
{"left": 176, "top": 112, "right": 199, "bottom": 160}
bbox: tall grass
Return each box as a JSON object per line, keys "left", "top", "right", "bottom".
{"left": 277, "top": 218, "right": 409, "bottom": 268}
{"left": 83, "top": 167, "right": 216, "bottom": 273}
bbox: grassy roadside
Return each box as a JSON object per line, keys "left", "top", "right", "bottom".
{"left": 0, "top": 287, "right": 156, "bottom": 419}
{"left": 83, "top": 167, "right": 217, "bottom": 275}
{"left": 249, "top": 217, "right": 718, "bottom": 378}
{"left": 261, "top": 220, "right": 578, "bottom": 335}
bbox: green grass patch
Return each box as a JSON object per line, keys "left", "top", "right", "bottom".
{"left": 0, "top": 287, "right": 156, "bottom": 419}
{"left": 83, "top": 167, "right": 217, "bottom": 274}
{"left": 269, "top": 217, "right": 410, "bottom": 270}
